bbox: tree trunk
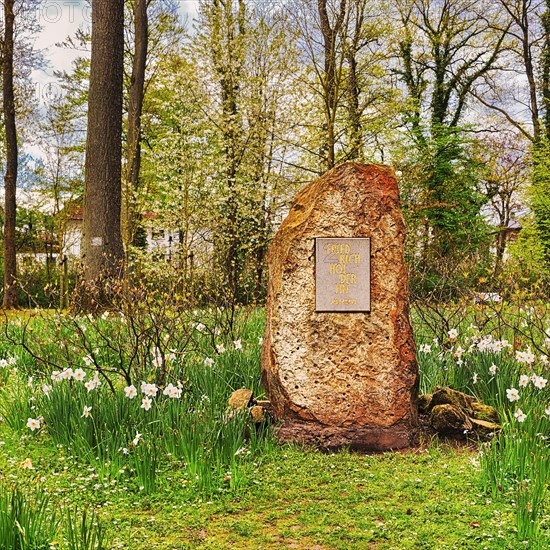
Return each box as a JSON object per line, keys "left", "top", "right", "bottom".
{"left": 81, "top": 0, "right": 125, "bottom": 288}
{"left": 318, "top": 0, "right": 346, "bottom": 170}
{"left": 346, "top": 48, "right": 361, "bottom": 160}
{"left": 2, "top": 0, "right": 18, "bottom": 309}
{"left": 521, "top": 21, "right": 541, "bottom": 142}
{"left": 125, "top": 0, "right": 148, "bottom": 252}
{"left": 344, "top": 0, "right": 366, "bottom": 161}
{"left": 542, "top": 2, "right": 550, "bottom": 138}
{"left": 493, "top": 227, "right": 507, "bottom": 278}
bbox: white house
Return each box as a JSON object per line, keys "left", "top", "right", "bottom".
{"left": 61, "top": 206, "right": 180, "bottom": 260}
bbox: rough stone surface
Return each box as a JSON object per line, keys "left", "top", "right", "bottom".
{"left": 418, "top": 394, "right": 432, "bottom": 414}
{"left": 261, "top": 163, "right": 418, "bottom": 451}
{"left": 469, "top": 418, "right": 501, "bottom": 439}
{"left": 228, "top": 389, "right": 253, "bottom": 410}
{"left": 250, "top": 405, "right": 265, "bottom": 423}
{"left": 424, "top": 387, "right": 501, "bottom": 439}
{"left": 429, "top": 387, "right": 475, "bottom": 413}
{"left": 430, "top": 404, "right": 472, "bottom": 435}
{"left": 470, "top": 402, "right": 499, "bottom": 424}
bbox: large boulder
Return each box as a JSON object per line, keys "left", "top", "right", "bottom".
{"left": 261, "top": 163, "right": 419, "bottom": 450}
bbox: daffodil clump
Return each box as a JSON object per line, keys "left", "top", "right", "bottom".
{"left": 417, "top": 321, "right": 549, "bottom": 541}
{"left": 0, "top": 309, "right": 269, "bottom": 504}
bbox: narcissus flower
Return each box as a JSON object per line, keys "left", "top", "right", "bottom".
{"left": 60, "top": 368, "right": 74, "bottom": 380}
{"left": 141, "top": 396, "right": 152, "bottom": 411}
{"left": 141, "top": 382, "right": 158, "bottom": 397}
{"left": 515, "top": 348, "right": 535, "bottom": 365}
{"left": 51, "top": 370, "right": 62, "bottom": 382}
{"left": 27, "top": 417, "right": 41, "bottom": 431}
{"left": 514, "top": 408, "right": 527, "bottom": 422}
{"left": 124, "top": 385, "right": 137, "bottom": 399}
{"left": 73, "top": 368, "right": 86, "bottom": 381}
{"left": 163, "top": 383, "right": 182, "bottom": 398}
{"left": 84, "top": 375, "right": 101, "bottom": 392}
{"left": 506, "top": 388, "right": 520, "bottom": 402}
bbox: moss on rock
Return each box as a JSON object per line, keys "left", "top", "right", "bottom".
{"left": 429, "top": 387, "right": 475, "bottom": 413}
{"left": 469, "top": 418, "right": 501, "bottom": 439}
{"left": 418, "top": 394, "right": 432, "bottom": 413}
{"left": 470, "top": 402, "right": 499, "bottom": 424}
{"left": 430, "top": 404, "right": 472, "bottom": 436}
{"left": 425, "top": 386, "right": 501, "bottom": 439}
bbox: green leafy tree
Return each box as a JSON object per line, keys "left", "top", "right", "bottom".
{"left": 123, "top": 0, "right": 184, "bottom": 255}
{"left": 477, "top": 131, "right": 528, "bottom": 277}
{"left": 395, "top": 0, "right": 506, "bottom": 285}
{"left": 470, "top": 0, "right": 550, "bottom": 267}
{"left": 193, "top": 0, "right": 303, "bottom": 304}
{"left": 290, "top": 0, "right": 399, "bottom": 170}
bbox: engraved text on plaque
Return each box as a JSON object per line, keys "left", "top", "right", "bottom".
{"left": 315, "top": 237, "right": 371, "bottom": 312}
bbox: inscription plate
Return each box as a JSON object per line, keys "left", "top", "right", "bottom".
{"left": 315, "top": 237, "right": 371, "bottom": 312}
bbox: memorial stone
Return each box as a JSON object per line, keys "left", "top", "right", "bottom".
{"left": 261, "top": 163, "right": 418, "bottom": 450}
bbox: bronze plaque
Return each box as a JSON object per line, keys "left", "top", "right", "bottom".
{"left": 315, "top": 237, "right": 371, "bottom": 312}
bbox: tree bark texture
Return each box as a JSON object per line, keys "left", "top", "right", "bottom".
{"left": 542, "top": 2, "right": 550, "bottom": 138}
{"left": 82, "top": 0, "right": 125, "bottom": 283}
{"left": 318, "top": 0, "right": 346, "bottom": 170}
{"left": 345, "top": 0, "right": 364, "bottom": 160}
{"left": 2, "top": 0, "right": 18, "bottom": 308}
{"left": 125, "top": 0, "right": 148, "bottom": 250}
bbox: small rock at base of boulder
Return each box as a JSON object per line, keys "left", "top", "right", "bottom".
{"left": 430, "top": 404, "right": 472, "bottom": 436}
{"left": 470, "top": 402, "right": 499, "bottom": 424}
{"left": 425, "top": 386, "right": 501, "bottom": 439}
{"left": 469, "top": 418, "right": 500, "bottom": 439}
{"left": 250, "top": 406, "right": 264, "bottom": 423}
{"left": 429, "top": 387, "right": 475, "bottom": 412}
{"left": 228, "top": 389, "right": 253, "bottom": 410}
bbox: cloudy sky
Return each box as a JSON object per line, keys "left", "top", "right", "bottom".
{"left": 32, "top": 0, "right": 198, "bottom": 100}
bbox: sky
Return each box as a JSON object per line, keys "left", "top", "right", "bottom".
{"left": 31, "top": 0, "right": 199, "bottom": 104}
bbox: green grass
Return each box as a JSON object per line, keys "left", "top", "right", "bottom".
{"left": 0, "top": 436, "right": 538, "bottom": 549}
{"left": 0, "top": 304, "right": 548, "bottom": 548}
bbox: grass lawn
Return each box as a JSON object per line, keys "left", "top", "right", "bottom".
{"left": 0, "top": 431, "right": 541, "bottom": 549}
